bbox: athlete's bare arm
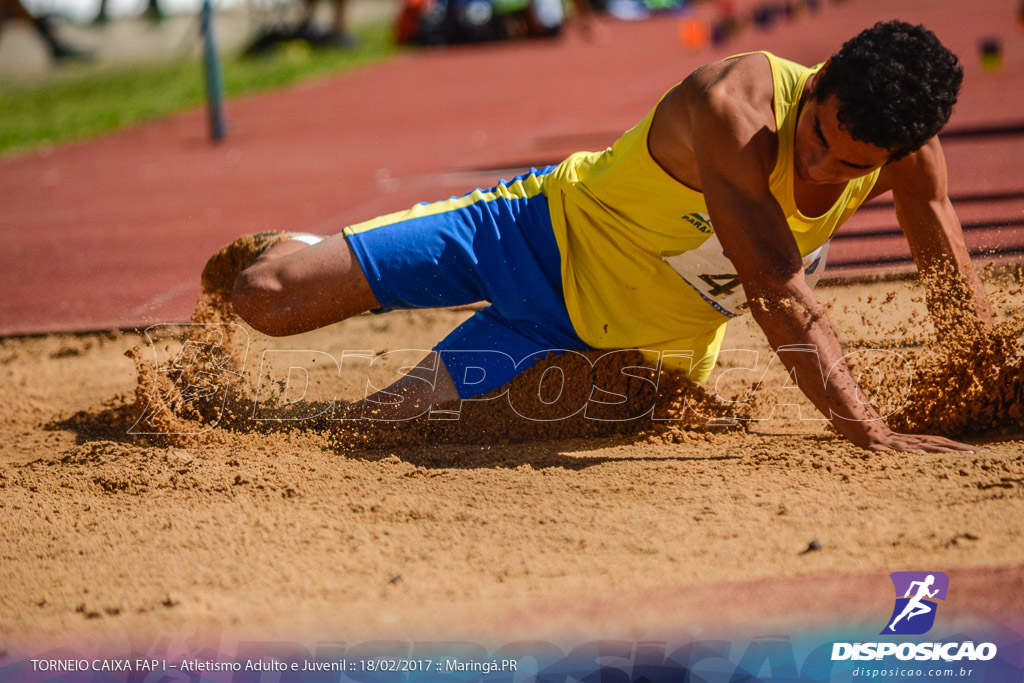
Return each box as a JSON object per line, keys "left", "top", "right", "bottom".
{"left": 651, "top": 56, "right": 983, "bottom": 453}
{"left": 874, "top": 138, "right": 994, "bottom": 335}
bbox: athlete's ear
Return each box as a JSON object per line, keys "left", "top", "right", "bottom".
{"left": 809, "top": 59, "right": 830, "bottom": 96}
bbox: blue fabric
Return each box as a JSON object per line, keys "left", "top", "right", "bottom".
{"left": 344, "top": 168, "right": 593, "bottom": 399}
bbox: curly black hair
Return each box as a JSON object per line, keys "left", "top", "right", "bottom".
{"left": 814, "top": 21, "right": 963, "bottom": 161}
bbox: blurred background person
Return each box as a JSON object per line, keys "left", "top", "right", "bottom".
{"left": 93, "top": 0, "right": 165, "bottom": 24}
{"left": 243, "top": 0, "right": 355, "bottom": 55}
{"left": 298, "top": 0, "right": 355, "bottom": 47}
{"left": 0, "top": 0, "right": 91, "bottom": 61}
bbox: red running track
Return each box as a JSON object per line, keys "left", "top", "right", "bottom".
{"left": 1, "top": 0, "right": 1022, "bottom": 335}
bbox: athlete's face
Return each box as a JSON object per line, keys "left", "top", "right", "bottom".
{"left": 794, "top": 94, "right": 892, "bottom": 185}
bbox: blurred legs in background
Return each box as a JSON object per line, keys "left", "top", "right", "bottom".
{"left": 299, "top": 0, "right": 356, "bottom": 48}
{"left": 142, "top": 0, "right": 165, "bottom": 22}
{"left": 94, "top": 0, "right": 164, "bottom": 25}
{"left": 0, "top": 0, "right": 92, "bottom": 61}
{"left": 242, "top": 0, "right": 356, "bottom": 56}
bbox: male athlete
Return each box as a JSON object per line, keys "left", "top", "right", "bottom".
{"left": 217, "top": 20, "right": 992, "bottom": 453}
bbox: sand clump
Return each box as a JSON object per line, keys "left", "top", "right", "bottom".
{"left": 124, "top": 316, "right": 731, "bottom": 451}
{"left": 331, "top": 349, "right": 730, "bottom": 451}
{"left": 879, "top": 265, "right": 1024, "bottom": 436}
{"left": 121, "top": 239, "right": 1024, "bottom": 450}
{"left": 124, "top": 233, "right": 287, "bottom": 441}
{"left": 741, "top": 264, "right": 1024, "bottom": 441}
{"left": 199, "top": 231, "right": 289, "bottom": 303}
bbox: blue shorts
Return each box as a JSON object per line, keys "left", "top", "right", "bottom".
{"left": 343, "top": 167, "right": 593, "bottom": 399}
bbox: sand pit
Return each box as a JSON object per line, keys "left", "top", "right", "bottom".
{"left": 1, "top": 269, "right": 1022, "bottom": 651}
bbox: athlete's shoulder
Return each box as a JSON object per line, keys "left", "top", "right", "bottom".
{"left": 682, "top": 53, "right": 776, "bottom": 128}
{"left": 685, "top": 53, "right": 774, "bottom": 92}
{"left": 649, "top": 53, "right": 780, "bottom": 187}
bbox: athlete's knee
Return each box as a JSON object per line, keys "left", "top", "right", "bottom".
{"left": 231, "top": 263, "right": 294, "bottom": 336}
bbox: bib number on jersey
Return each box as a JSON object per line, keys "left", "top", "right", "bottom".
{"left": 697, "top": 273, "right": 743, "bottom": 298}
{"left": 663, "top": 234, "right": 830, "bottom": 318}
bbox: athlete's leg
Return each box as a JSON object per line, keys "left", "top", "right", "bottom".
{"left": 228, "top": 234, "right": 461, "bottom": 412}
{"left": 228, "top": 166, "right": 563, "bottom": 416}
{"left": 357, "top": 351, "right": 459, "bottom": 419}
{"left": 231, "top": 233, "right": 380, "bottom": 337}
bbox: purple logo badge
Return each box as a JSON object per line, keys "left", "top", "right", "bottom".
{"left": 881, "top": 572, "right": 949, "bottom": 635}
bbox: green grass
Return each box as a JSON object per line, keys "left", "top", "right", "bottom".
{"left": 0, "top": 22, "right": 400, "bottom": 156}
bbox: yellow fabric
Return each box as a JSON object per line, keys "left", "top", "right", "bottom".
{"left": 544, "top": 51, "right": 880, "bottom": 381}
{"left": 345, "top": 172, "right": 547, "bottom": 236}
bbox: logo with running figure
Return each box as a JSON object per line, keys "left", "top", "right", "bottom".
{"left": 881, "top": 572, "right": 949, "bottom": 635}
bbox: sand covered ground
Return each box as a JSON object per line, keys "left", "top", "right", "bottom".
{"left": 1, "top": 270, "right": 1023, "bottom": 651}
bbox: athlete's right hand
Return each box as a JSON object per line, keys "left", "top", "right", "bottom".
{"left": 855, "top": 426, "right": 987, "bottom": 454}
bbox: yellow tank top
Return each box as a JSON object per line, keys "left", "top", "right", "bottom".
{"left": 543, "top": 51, "right": 880, "bottom": 380}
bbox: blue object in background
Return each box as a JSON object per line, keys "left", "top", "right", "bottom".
{"left": 201, "top": 0, "right": 226, "bottom": 142}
